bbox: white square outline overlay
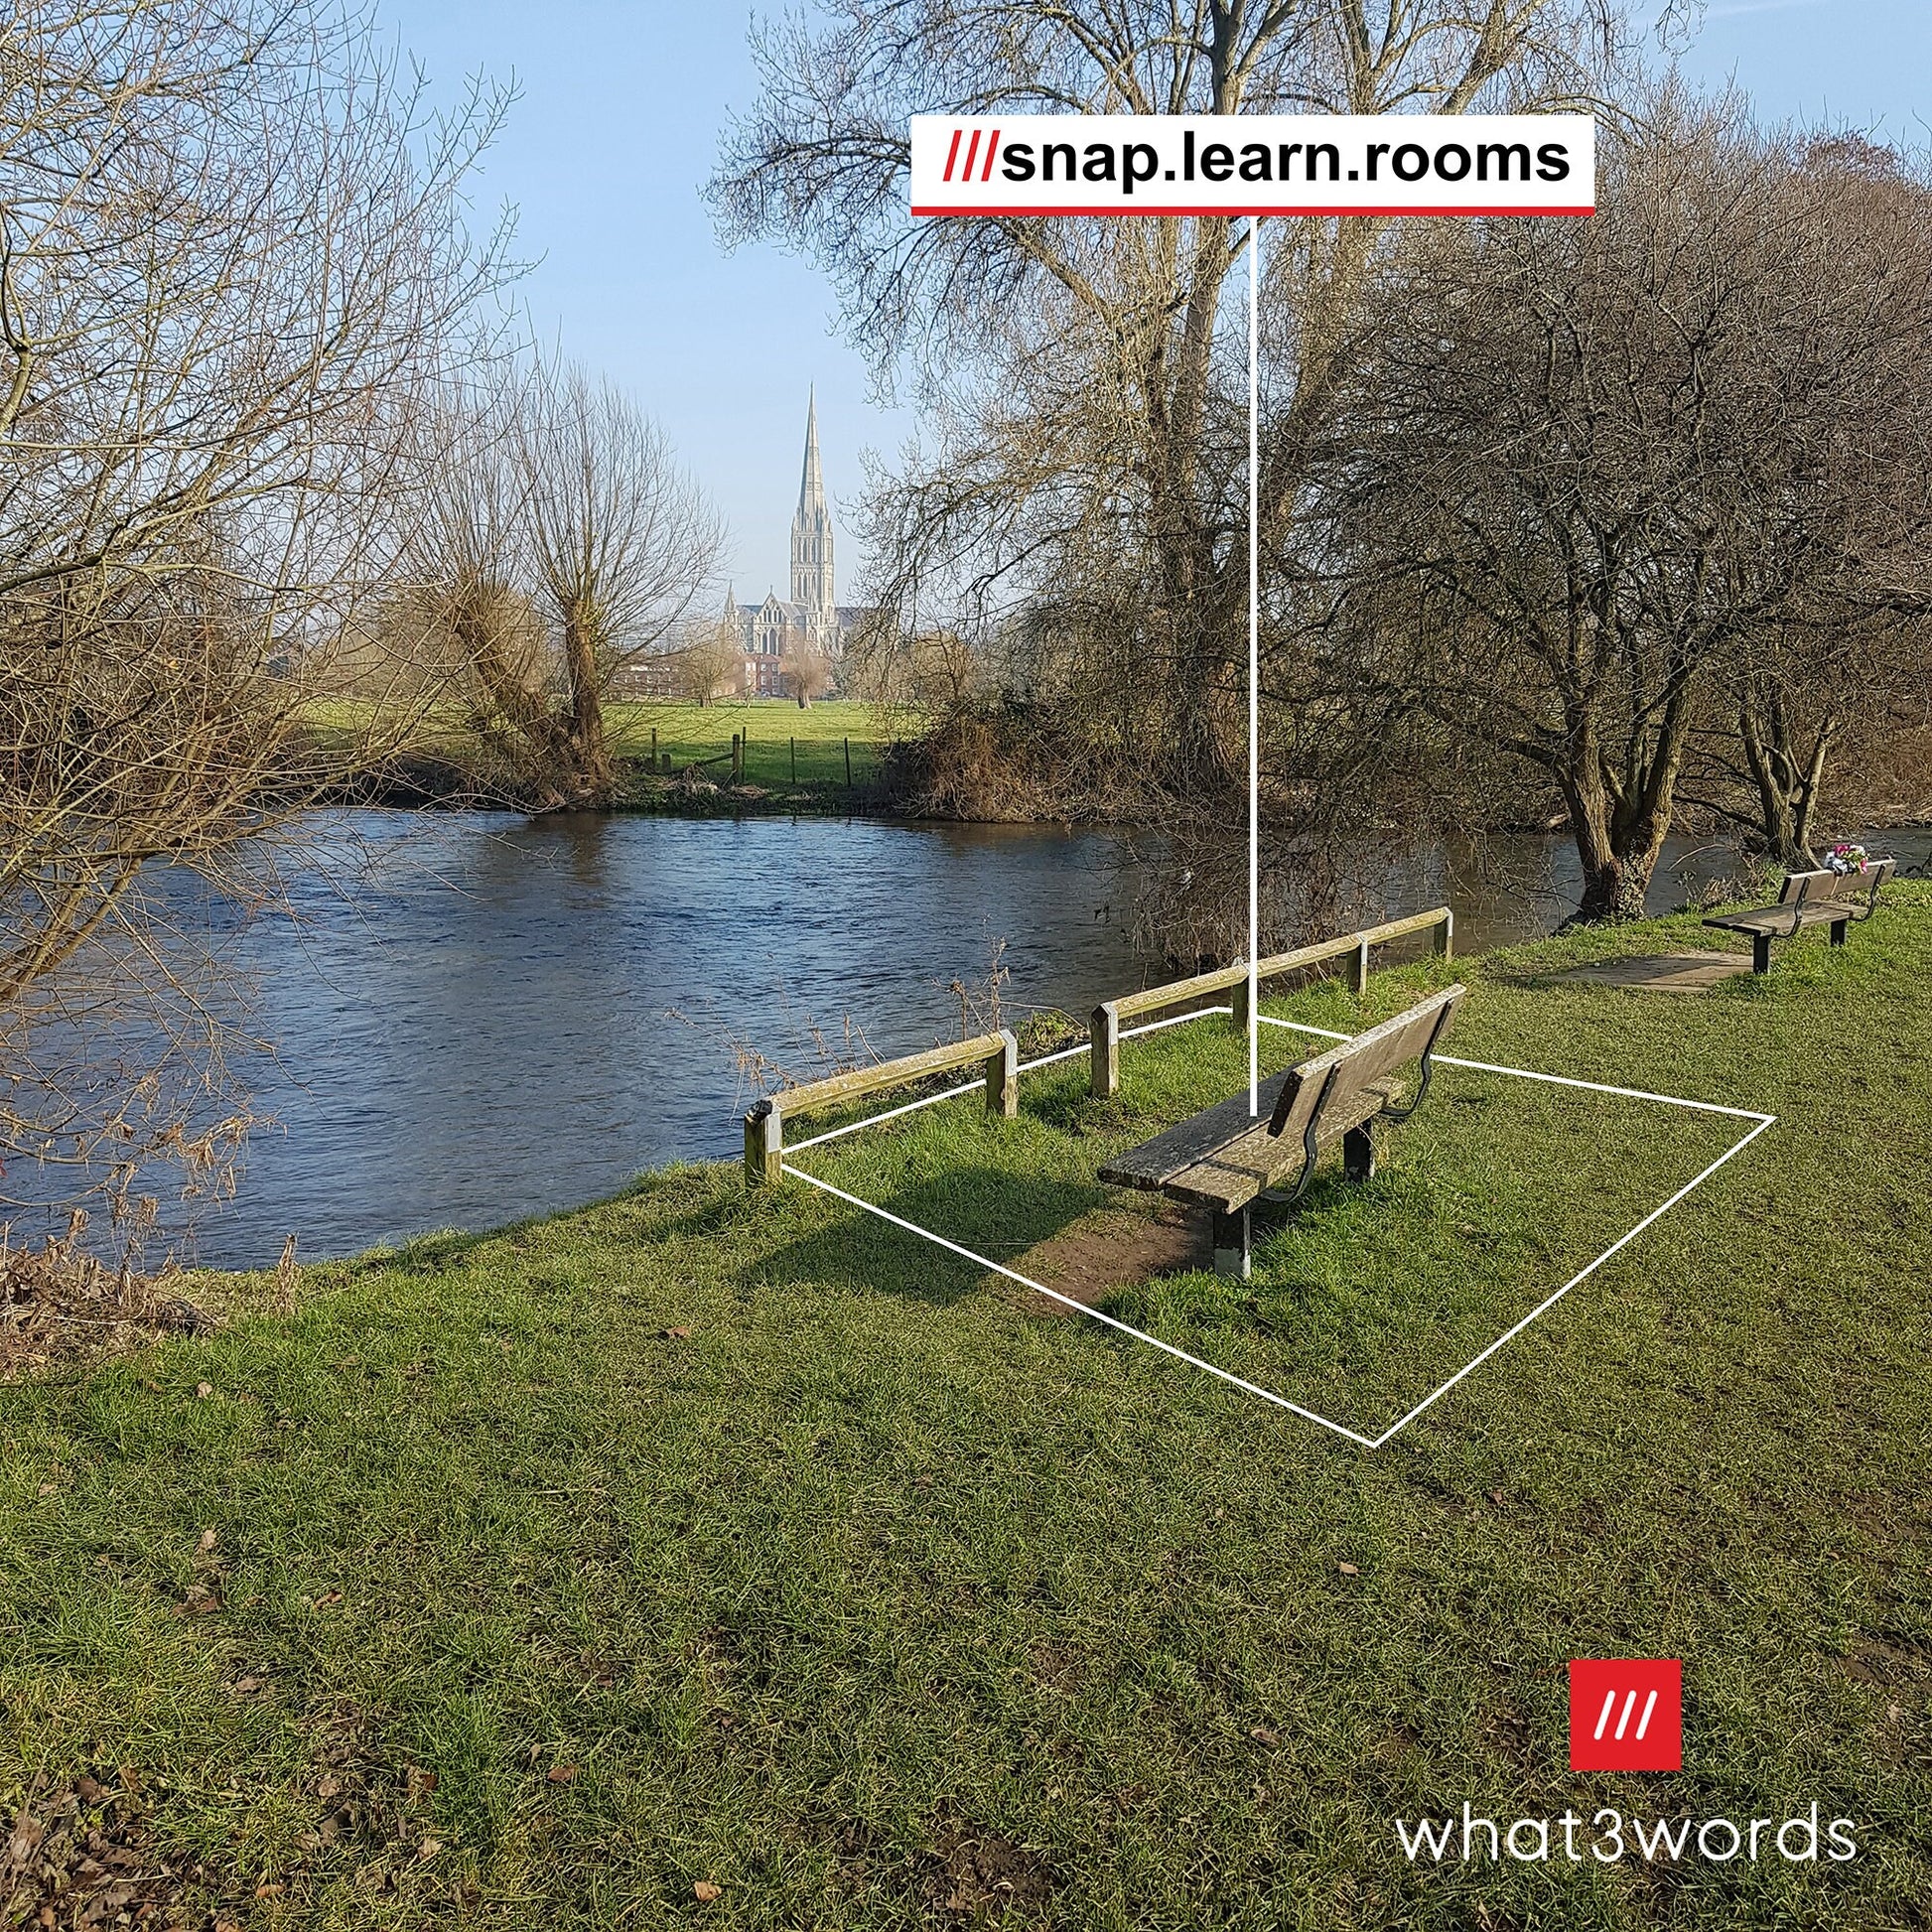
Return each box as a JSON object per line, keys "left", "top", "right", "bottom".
{"left": 777, "top": 1006, "right": 1776, "bottom": 1449}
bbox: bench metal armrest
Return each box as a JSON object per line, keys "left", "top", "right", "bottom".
{"left": 1377, "top": 1000, "right": 1457, "bottom": 1126}
{"left": 1270, "top": 1062, "right": 1340, "bottom": 1209}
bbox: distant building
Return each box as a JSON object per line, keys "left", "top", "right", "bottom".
{"left": 726, "top": 390, "right": 868, "bottom": 697}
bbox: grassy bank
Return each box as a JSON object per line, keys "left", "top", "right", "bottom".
{"left": 4, "top": 895, "right": 1929, "bottom": 1928}
{"left": 307, "top": 698, "right": 908, "bottom": 812}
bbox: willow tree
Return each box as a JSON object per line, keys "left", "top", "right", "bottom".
{"left": 710, "top": 0, "right": 1626, "bottom": 809}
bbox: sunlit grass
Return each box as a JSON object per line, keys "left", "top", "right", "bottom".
{"left": 2, "top": 891, "right": 1927, "bottom": 1927}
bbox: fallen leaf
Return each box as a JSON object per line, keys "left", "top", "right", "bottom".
{"left": 253, "top": 1882, "right": 285, "bottom": 1898}
{"left": 229, "top": 1676, "right": 262, "bottom": 1696}
{"left": 316, "top": 1776, "right": 342, "bottom": 1801}
{"left": 195, "top": 1382, "right": 213, "bottom": 1400}
{"left": 1486, "top": 1489, "right": 1506, "bottom": 1506}
{"left": 694, "top": 1880, "right": 722, "bottom": 1901}
{"left": 418, "top": 1839, "right": 443, "bottom": 1859}
{"left": 1336, "top": 1562, "right": 1360, "bottom": 1577}
{"left": 658, "top": 1326, "right": 692, "bottom": 1340}
{"left": 407, "top": 1767, "right": 439, "bottom": 1799}
{"left": 547, "top": 1764, "right": 577, "bottom": 1784}
{"left": 36, "top": 1482, "right": 58, "bottom": 1497}
{"left": 315, "top": 1588, "right": 344, "bottom": 1607}
{"left": 1888, "top": 1702, "right": 1905, "bottom": 1724}
{"left": 1248, "top": 1725, "right": 1281, "bottom": 1746}
{"left": 199, "top": 1528, "right": 218, "bottom": 1551}
{"left": 179, "top": 1587, "right": 224, "bottom": 1615}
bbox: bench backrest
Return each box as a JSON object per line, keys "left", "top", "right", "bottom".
{"left": 1780, "top": 869, "right": 1847, "bottom": 907}
{"left": 1781, "top": 860, "right": 1894, "bottom": 912}
{"left": 1268, "top": 985, "right": 1464, "bottom": 1146}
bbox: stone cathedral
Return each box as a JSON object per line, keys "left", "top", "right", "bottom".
{"left": 725, "top": 391, "right": 864, "bottom": 695}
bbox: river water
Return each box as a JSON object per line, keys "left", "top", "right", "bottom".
{"left": 30, "top": 810, "right": 1930, "bottom": 1269}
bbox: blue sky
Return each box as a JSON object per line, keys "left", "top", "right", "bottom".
{"left": 377, "top": 1, "right": 1931, "bottom": 599}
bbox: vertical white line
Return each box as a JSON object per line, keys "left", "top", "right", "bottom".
{"left": 1247, "top": 216, "right": 1260, "bottom": 1116}
{"left": 1593, "top": 1691, "right": 1617, "bottom": 1740}
{"left": 1635, "top": 1689, "right": 1658, "bottom": 1740}
{"left": 1614, "top": 1691, "right": 1637, "bottom": 1740}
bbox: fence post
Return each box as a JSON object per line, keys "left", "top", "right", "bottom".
{"left": 1349, "top": 935, "right": 1370, "bottom": 992}
{"left": 650, "top": 726, "right": 657, "bottom": 768}
{"left": 844, "top": 737, "right": 853, "bottom": 788}
{"left": 790, "top": 737, "right": 796, "bottom": 784}
{"left": 985, "top": 1030, "right": 1020, "bottom": 1118}
{"left": 1230, "top": 971, "right": 1250, "bottom": 1034}
{"left": 1435, "top": 909, "right": 1454, "bottom": 961}
{"left": 744, "top": 1102, "right": 782, "bottom": 1187}
{"left": 1089, "top": 1001, "right": 1120, "bottom": 1099}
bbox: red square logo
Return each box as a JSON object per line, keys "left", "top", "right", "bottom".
{"left": 1569, "top": 1659, "right": 1682, "bottom": 1771}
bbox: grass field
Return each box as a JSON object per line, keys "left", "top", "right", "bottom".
{"left": 605, "top": 700, "right": 905, "bottom": 792}
{"left": 3, "top": 893, "right": 1929, "bottom": 1928}
{"left": 306, "top": 697, "right": 907, "bottom": 800}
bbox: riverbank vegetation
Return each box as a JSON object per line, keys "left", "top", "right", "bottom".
{"left": 5, "top": 890, "right": 1928, "bottom": 1926}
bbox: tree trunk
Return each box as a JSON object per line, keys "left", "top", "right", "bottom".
{"left": 1739, "top": 690, "right": 1834, "bottom": 870}
{"left": 561, "top": 601, "right": 612, "bottom": 802}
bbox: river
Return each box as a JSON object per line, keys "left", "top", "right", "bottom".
{"left": 24, "top": 810, "right": 1930, "bottom": 1268}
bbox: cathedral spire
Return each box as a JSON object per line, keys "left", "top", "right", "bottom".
{"left": 790, "top": 387, "right": 834, "bottom": 621}
{"left": 798, "top": 386, "right": 823, "bottom": 512}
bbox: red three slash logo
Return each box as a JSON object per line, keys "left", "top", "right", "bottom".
{"left": 1569, "top": 1660, "right": 1683, "bottom": 1771}
{"left": 941, "top": 127, "right": 1003, "bottom": 183}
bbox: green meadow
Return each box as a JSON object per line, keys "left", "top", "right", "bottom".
{"left": 4, "top": 891, "right": 1928, "bottom": 1928}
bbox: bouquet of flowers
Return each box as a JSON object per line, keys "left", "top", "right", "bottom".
{"left": 1824, "top": 842, "right": 1868, "bottom": 876}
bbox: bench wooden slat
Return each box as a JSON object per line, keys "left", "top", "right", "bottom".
{"left": 1270, "top": 986, "right": 1464, "bottom": 1148}
{"left": 1100, "top": 1076, "right": 1403, "bottom": 1213}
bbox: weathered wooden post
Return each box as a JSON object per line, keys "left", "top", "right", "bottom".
{"left": 1349, "top": 933, "right": 1371, "bottom": 992}
{"left": 790, "top": 737, "right": 797, "bottom": 784}
{"left": 1089, "top": 1001, "right": 1120, "bottom": 1099}
{"left": 1230, "top": 972, "right": 1250, "bottom": 1035}
{"left": 844, "top": 737, "right": 853, "bottom": 789}
{"left": 650, "top": 726, "right": 658, "bottom": 768}
{"left": 1434, "top": 909, "right": 1454, "bottom": 961}
{"left": 744, "top": 1100, "right": 782, "bottom": 1187}
{"left": 984, "top": 1030, "right": 1019, "bottom": 1118}
{"left": 731, "top": 733, "right": 743, "bottom": 782}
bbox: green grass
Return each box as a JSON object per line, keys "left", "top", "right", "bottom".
{"left": 604, "top": 698, "right": 903, "bottom": 791}
{"left": 305, "top": 696, "right": 906, "bottom": 799}
{"left": 4, "top": 895, "right": 1930, "bottom": 1928}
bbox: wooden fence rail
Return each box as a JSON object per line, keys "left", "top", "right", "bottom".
{"left": 1088, "top": 906, "right": 1452, "bottom": 1098}
{"left": 744, "top": 1029, "right": 1018, "bottom": 1184}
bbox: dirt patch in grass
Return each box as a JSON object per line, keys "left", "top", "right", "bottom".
{"left": 1001, "top": 1202, "right": 1208, "bottom": 1314}
{"left": 921, "top": 1816, "right": 1053, "bottom": 1921}
{"left": 1, "top": 1238, "right": 217, "bottom": 1379}
{"left": 2, "top": 1768, "right": 191, "bottom": 1930}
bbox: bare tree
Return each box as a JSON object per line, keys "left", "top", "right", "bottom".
{"left": 517, "top": 361, "right": 726, "bottom": 797}
{"left": 1316, "top": 99, "right": 1932, "bottom": 918}
{"left": 779, "top": 644, "right": 836, "bottom": 708}
{"left": 407, "top": 360, "right": 725, "bottom": 797}
{"left": 678, "top": 617, "right": 747, "bottom": 708}
{"left": 0, "top": 0, "right": 513, "bottom": 1238}
{"left": 712, "top": 0, "right": 1625, "bottom": 814}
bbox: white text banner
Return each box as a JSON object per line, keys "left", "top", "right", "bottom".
{"left": 910, "top": 115, "right": 1594, "bottom": 218}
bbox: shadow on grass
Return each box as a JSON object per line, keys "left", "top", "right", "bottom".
{"left": 747, "top": 1163, "right": 1111, "bottom": 1309}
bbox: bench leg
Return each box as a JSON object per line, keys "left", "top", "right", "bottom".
{"left": 1343, "top": 1124, "right": 1376, "bottom": 1184}
{"left": 1831, "top": 918, "right": 1848, "bottom": 948}
{"left": 1752, "top": 932, "right": 1770, "bottom": 975}
{"left": 1212, "top": 1207, "right": 1250, "bottom": 1282}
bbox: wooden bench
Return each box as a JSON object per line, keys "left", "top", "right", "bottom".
{"left": 1098, "top": 985, "right": 1464, "bottom": 1279}
{"left": 1705, "top": 862, "right": 1895, "bottom": 974}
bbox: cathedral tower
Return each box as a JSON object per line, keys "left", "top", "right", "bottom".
{"left": 789, "top": 388, "right": 835, "bottom": 628}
